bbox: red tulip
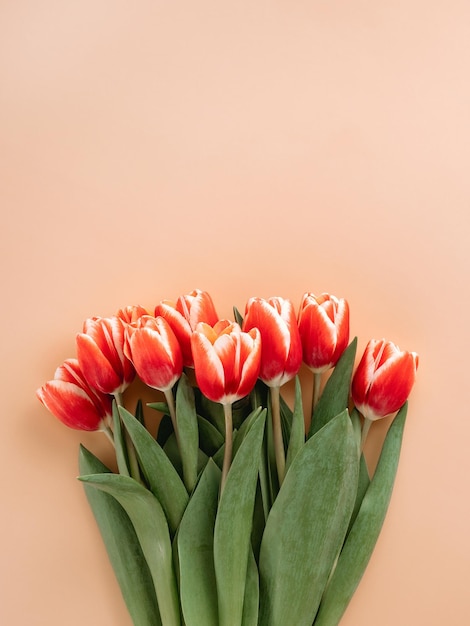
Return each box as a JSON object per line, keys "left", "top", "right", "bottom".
{"left": 191, "top": 320, "right": 261, "bottom": 405}
{"left": 242, "top": 297, "right": 302, "bottom": 387}
{"left": 298, "top": 293, "right": 350, "bottom": 373}
{"left": 352, "top": 339, "right": 419, "bottom": 421}
{"left": 36, "top": 359, "right": 112, "bottom": 431}
{"left": 116, "top": 304, "right": 148, "bottom": 324}
{"left": 124, "top": 315, "right": 183, "bottom": 392}
{"left": 155, "top": 289, "right": 219, "bottom": 366}
{"left": 76, "top": 316, "right": 135, "bottom": 395}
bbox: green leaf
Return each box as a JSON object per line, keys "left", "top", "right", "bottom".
{"left": 175, "top": 374, "right": 200, "bottom": 493}
{"left": 265, "top": 396, "right": 280, "bottom": 503}
{"left": 214, "top": 410, "right": 267, "bottom": 626}
{"left": 279, "top": 392, "right": 293, "bottom": 447}
{"left": 198, "top": 414, "right": 225, "bottom": 456}
{"left": 163, "top": 432, "right": 183, "bottom": 474}
{"left": 178, "top": 459, "right": 221, "bottom": 626}
{"left": 148, "top": 401, "right": 169, "bottom": 414}
{"left": 285, "top": 376, "right": 305, "bottom": 472}
{"left": 347, "top": 453, "right": 370, "bottom": 536}
{"left": 197, "top": 392, "right": 226, "bottom": 434}
{"left": 233, "top": 395, "right": 255, "bottom": 429}
{"left": 134, "top": 398, "right": 146, "bottom": 425}
{"left": 308, "top": 338, "right": 357, "bottom": 437}
{"left": 118, "top": 406, "right": 189, "bottom": 535}
{"left": 78, "top": 446, "right": 161, "bottom": 626}
{"left": 258, "top": 411, "right": 359, "bottom": 626}
{"left": 232, "top": 406, "right": 264, "bottom": 459}
{"left": 242, "top": 546, "right": 259, "bottom": 626}
{"left": 350, "top": 407, "right": 362, "bottom": 448}
{"left": 258, "top": 427, "right": 271, "bottom": 522}
{"left": 79, "top": 473, "right": 181, "bottom": 626}
{"left": 250, "top": 481, "right": 266, "bottom": 562}
{"left": 233, "top": 305, "right": 244, "bottom": 326}
{"left": 313, "top": 404, "right": 408, "bottom": 626}
{"left": 156, "top": 412, "right": 173, "bottom": 447}
{"left": 250, "top": 379, "right": 268, "bottom": 413}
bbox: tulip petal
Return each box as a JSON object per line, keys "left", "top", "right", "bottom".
{"left": 237, "top": 330, "right": 262, "bottom": 400}
{"left": 367, "top": 352, "right": 417, "bottom": 419}
{"left": 128, "top": 328, "right": 182, "bottom": 391}
{"left": 37, "top": 380, "right": 104, "bottom": 431}
{"left": 243, "top": 298, "right": 292, "bottom": 385}
{"left": 213, "top": 333, "right": 238, "bottom": 398}
{"left": 191, "top": 332, "right": 226, "bottom": 403}
{"left": 352, "top": 339, "right": 418, "bottom": 421}
{"left": 351, "top": 339, "right": 380, "bottom": 406}
{"left": 77, "top": 333, "right": 123, "bottom": 394}
{"left": 155, "top": 303, "right": 193, "bottom": 366}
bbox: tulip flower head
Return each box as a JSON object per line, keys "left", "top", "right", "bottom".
{"left": 298, "top": 292, "right": 350, "bottom": 373}
{"left": 352, "top": 339, "right": 419, "bottom": 422}
{"left": 36, "top": 359, "right": 113, "bottom": 431}
{"left": 116, "top": 304, "right": 149, "bottom": 324}
{"left": 155, "top": 289, "right": 219, "bottom": 367}
{"left": 242, "top": 296, "right": 302, "bottom": 387}
{"left": 191, "top": 320, "right": 261, "bottom": 405}
{"left": 76, "top": 316, "right": 136, "bottom": 396}
{"left": 124, "top": 315, "right": 183, "bottom": 392}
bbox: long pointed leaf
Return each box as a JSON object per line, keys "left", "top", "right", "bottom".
{"left": 78, "top": 473, "right": 181, "bottom": 626}
{"left": 241, "top": 546, "right": 259, "bottom": 626}
{"left": 78, "top": 446, "right": 161, "bottom": 626}
{"left": 178, "top": 459, "right": 221, "bottom": 626}
{"left": 308, "top": 338, "right": 357, "bottom": 437}
{"left": 175, "top": 374, "right": 199, "bottom": 492}
{"left": 286, "top": 376, "right": 305, "bottom": 472}
{"left": 214, "top": 410, "right": 266, "bottom": 626}
{"left": 197, "top": 414, "right": 225, "bottom": 456}
{"left": 258, "top": 411, "right": 358, "bottom": 626}
{"left": 118, "top": 406, "right": 189, "bottom": 535}
{"left": 313, "top": 404, "right": 407, "bottom": 626}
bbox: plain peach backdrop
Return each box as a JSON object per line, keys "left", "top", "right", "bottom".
{"left": 1, "top": 1, "right": 469, "bottom": 624}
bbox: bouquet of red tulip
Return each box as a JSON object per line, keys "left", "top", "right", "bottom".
{"left": 37, "top": 290, "right": 418, "bottom": 626}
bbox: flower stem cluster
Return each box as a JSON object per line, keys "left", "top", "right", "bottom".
{"left": 36, "top": 288, "right": 419, "bottom": 626}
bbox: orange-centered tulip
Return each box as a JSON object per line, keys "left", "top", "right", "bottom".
{"left": 124, "top": 315, "right": 183, "bottom": 392}
{"left": 352, "top": 339, "right": 419, "bottom": 422}
{"left": 36, "top": 359, "right": 113, "bottom": 431}
{"left": 116, "top": 304, "right": 149, "bottom": 324}
{"left": 298, "top": 292, "right": 350, "bottom": 373}
{"left": 155, "top": 289, "right": 219, "bottom": 367}
{"left": 76, "top": 316, "right": 136, "bottom": 395}
{"left": 242, "top": 296, "right": 302, "bottom": 387}
{"left": 191, "top": 320, "right": 261, "bottom": 405}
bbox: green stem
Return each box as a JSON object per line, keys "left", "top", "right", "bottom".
{"left": 360, "top": 417, "right": 373, "bottom": 452}
{"left": 101, "top": 425, "right": 115, "bottom": 446}
{"left": 220, "top": 403, "right": 233, "bottom": 495}
{"left": 270, "top": 385, "right": 285, "bottom": 486}
{"left": 113, "top": 392, "right": 142, "bottom": 483}
{"left": 312, "top": 371, "right": 322, "bottom": 417}
{"left": 163, "top": 388, "right": 180, "bottom": 448}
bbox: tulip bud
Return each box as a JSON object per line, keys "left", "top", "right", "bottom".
{"left": 76, "top": 316, "right": 136, "bottom": 396}
{"left": 298, "top": 293, "right": 350, "bottom": 373}
{"left": 155, "top": 289, "right": 219, "bottom": 367}
{"left": 124, "top": 315, "right": 183, "bottom": 392}
{"left": 242, "top": 296, "right": 302, "bottom": 387}
{"left": 352, "top": 339, "right": 419, "bottom": 421}
{"left": 191, "top": 320, "right": 261, "bottom": 405}
{"left": 36, "top": 359, "right": 113, "bottom": 431}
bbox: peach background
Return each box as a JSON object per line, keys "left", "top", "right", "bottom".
{"left": 1, "top": 1, "right": 469, "bottom": 624}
